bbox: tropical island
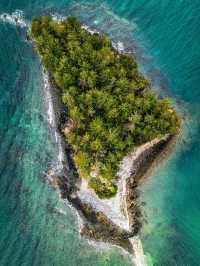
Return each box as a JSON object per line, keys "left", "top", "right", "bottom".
{"left": 31, "top": 16, "right": 180, "bottom": 201}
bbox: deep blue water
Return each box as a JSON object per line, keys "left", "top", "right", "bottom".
{"left": 0, "top": 1, "right": 200, "bottom": 265}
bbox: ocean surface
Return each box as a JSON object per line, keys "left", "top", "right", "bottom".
{"left": 0, "top": 1, "right": 200, "bottom": 265}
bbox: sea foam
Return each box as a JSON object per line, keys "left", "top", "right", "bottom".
{"left": 130, "top": 237, "right": 147, "bottom": 266}
{"left": 0, "top": 10, "right": 27, "bottom": 28}
{"left": 43, "top": 71, "right": 65, "bottom": 170}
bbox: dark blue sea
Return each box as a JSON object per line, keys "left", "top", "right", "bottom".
{"left": 0, "top": 1, "right": 200, "bottom": 265}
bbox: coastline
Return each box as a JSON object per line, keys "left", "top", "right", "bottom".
{"left": 33, "top": 19, "right": 180, "bottom": 265}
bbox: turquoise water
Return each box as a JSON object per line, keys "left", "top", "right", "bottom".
{"left": 0, "top": 1, "right": 200, "bottom": 265}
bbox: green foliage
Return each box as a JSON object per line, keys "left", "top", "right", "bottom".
{"left": 31, "top": 16, "right": 180, "bottom": 198}
{"left": 89, "top": 178, "right": 117, "bottom": 199}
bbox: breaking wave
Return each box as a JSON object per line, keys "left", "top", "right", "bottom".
{"left": 0, "top": 10, "right": 27, "bottom": 28}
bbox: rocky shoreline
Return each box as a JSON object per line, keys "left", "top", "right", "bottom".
{"left": 44, "top": 72, "right": 176, "bottom": 255}
{"left": 125, "top": 134, "right": 174, "bottom": 233}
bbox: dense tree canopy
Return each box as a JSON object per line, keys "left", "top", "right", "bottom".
{"left": 31, "top": 16, "right": 180, "bottom": 198}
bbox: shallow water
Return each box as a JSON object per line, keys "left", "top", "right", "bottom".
{"left": 0, "top": 1, "right": 199, "bottom": 265}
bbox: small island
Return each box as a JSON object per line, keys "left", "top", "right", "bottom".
{"left": 31, "top": 16, "right": 179, "bottom": 198}
{"left": 30, "top": 16, "right": 180, "bottom": 255}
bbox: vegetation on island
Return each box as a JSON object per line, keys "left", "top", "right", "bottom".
{"left": 31, "top": 16, "right": 180, "bottom": 199}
